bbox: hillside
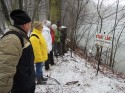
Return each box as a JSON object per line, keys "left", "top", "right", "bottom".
{"left": 35, "top": 51, "right": 125, "bottom": 93}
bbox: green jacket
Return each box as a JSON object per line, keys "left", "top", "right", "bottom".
{"left": 54, "top": 29, "right": 61, "bottom": 42}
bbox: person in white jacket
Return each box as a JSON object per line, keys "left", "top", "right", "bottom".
{"left": 42, "top": 20, "right": 53, "bottom": 70}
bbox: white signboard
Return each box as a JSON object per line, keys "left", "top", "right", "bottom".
{"left": 95, "top": 33, "right": 112, "bottom": 47}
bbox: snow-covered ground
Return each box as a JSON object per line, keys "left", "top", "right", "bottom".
{"left": 35, "top": 51, "right": 125, "bottom": 93}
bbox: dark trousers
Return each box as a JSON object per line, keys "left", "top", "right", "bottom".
{"left": 61, "top": 39, "right": 66, "bottom": 55}
{"left": 11, "top": 84, "right": 35, "bottom": 93}
{"left": 54, "top": 42, "right": 62, "bottom": 56}
{"left": 45, "top": 51, "right": 54, "bottom": 70}
{"left": 49, "top": 50, "right": 54, "bottom": 65}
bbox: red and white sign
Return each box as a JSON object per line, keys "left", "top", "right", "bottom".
{"left": 95, "top": 33, "right": 112, "bottom": 47}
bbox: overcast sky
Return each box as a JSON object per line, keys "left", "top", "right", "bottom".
{"left": 93, "top": 0, "right": 125, "bottom": 6}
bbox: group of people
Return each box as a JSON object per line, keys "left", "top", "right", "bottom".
{"left": 0, "top": 9, "right": 67, "bottom": 93}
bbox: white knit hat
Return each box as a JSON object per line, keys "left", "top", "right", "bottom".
{"left": 52, "top": 24, "right": 57, "bottom": 31}
{"left": 46, "top": 21, "right": 51, "bottom": 28}
{"left": 43, "top": 20, "right": 51, "bottom": 28}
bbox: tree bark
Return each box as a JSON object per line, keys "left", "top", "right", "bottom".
{"left": 49, "top": 0, "right": 62, "bottom": 23}
{"left": 11, "top": 0, "right": 19, "bottom": 10}
{"left": 31, "top": 0, "right": 41, "bottom": 30}
{"left": 0, "top": 0, "right": 11, "bottom": 26}
{"left": 19, "top": 0, "right": 23, "bottom": 9}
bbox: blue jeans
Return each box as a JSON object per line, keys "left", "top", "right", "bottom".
{"left": 35, "top": 62, "right": 43, "bottom": 78}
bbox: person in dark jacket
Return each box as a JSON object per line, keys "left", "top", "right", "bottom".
{"left": 56, "top": 21, "right": 62, "bottom": 56}
{"left": 60, "top": 26, "right": 67, "bottom": 55}
{"left": 52, "top": 24, "right": 61, "bottom": 56}
{"left": 0, "top": 9, "right": 35, "bottom": 93}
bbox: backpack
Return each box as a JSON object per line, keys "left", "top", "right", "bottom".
{"left": 1, "top": 31, "right": 24, "bottom": 47}
{"left": 30, "top": 34, "right": 39, "bottom": 39}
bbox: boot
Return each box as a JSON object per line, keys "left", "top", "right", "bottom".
{"left": 45, "top": 61, "right": 50, "bottom": 70}
{"left": 50, "top": 60, "right": 55, "bottom": 66}
{"left": 50, "top": 51, "right": 55, "bottom": 65}
{"left": 37, "top": 77, "right": 46, "bottom": 85}
{"left": 41, "top": 77, "right": 48, "bottom": 81}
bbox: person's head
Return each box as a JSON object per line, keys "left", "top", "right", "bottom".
{"left": 10, "top": 9, "right": 31, "bottom": 33}
{"left": 43, "top": 20, "right": 51, "bottom": 28}
{"left": 52, "top": 24, "right": 57, "bottom": 31}
{"left": 56, "top": 21, "right": 61, "bottom": 28}
{"left": 33, "top": 21, "right": 43, "bottom": 31}
{"left": 46, "top": 21, "right": 51, "bottom": 28}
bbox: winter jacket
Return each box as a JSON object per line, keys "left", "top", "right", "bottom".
{"left": 55, "top": 29, "right": 61, "bottom": 43}
{"left": 0, "top": 26, "right": 35, "bottom": 93}
{"left": 50, "top": 28, "right": 55, "bottom": 44}
{"left": 30, "top": 28, "right": 48, "bottom": 63}
{"left": 60, "top": 27, "right": 67, "bottom": 43}
{"left": 42, "top": 25, "right": 52, "bottom": 53}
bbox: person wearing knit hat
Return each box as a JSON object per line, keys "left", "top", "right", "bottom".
{"left": 10, "top": 9, "right": 31, "bottom": 25}
{"left": 54, "top": 21, "right": 62, "bottom": 56}
{"left": 30, "top": 21, "right": 48, "bottom": 85}
{"left": 10, "top": 9, "right": 31, "bottom": 33}
{"left": 60, "top": 26, "right": 67, "bottom": 55}
{"left": 42, "top": 20, "right": 53, "bottom": 70}
{"left": 0, "top": 9, "right": 35, "bottom": 93}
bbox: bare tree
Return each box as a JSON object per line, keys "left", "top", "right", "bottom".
{"left": 0, "top": 0, "right": 11, "bottom": 26}
{"left": 19, "top": 0, "right": 23, "bottom": 9}
{"left": 49, "top": 0, "right": 62, "bottom": 23}
{"left": 62, "top": 0, "right": 90, "bottom": 57}
{"left": 32, "top": 0, "right": 41, "bottom": 23}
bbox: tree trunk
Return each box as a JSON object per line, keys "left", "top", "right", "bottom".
{"left": 35, "top": 7, "right": 39, "bottom": 21}
{"left": 110, "top": 0, "right": 119, "bottom": 68}
{"left": 32, "top": 0, "right": 41, "bottom": 25}
{"left": 45, "top": 0, "right": 49, "bottom": 19}
{"left": 49, "top": 0, "right": 62, "bottom": 23}
{"left": 0, "top": 27, "right": 3, "bottom": 35}
{"left": 24, "top": 0, "right": 28, "bottom": 11}
{"left": 19, "top": 0, "right": 23, "bottom": 9}
{"left": 11, "top": 0, "right": 19, "bottom": 10}
{"left": 0, "top": 0, "right": 11, "bottom": 26}
{"left": 95, "top": 46, "right": 100, "bottom": 60}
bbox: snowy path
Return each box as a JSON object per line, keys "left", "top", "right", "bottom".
{"left": 35, "top": 52, "right": 125, "bottom": 93}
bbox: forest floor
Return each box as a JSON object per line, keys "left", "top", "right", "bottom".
{"left": 35, "top": 51, "right": 125, "bottom": 93}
